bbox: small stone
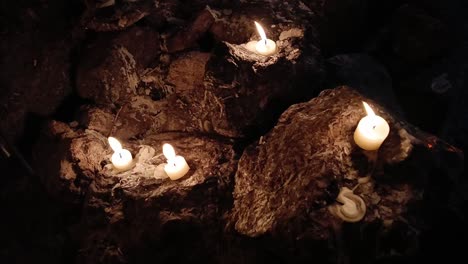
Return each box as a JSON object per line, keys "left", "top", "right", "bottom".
{"left": 135, "top": 145, "right": 156, "bottom": 163}
{"left": 279, "top": 28, "right": 304, "bottom": 40}
{"left": 69, "top": 121, "right": 79, "bottom": 128}
{"left": 154, "top": 163, "right": 169, "bottom": 179}
{"left": 431, "top": 73, "right": 451, "bottom": 94}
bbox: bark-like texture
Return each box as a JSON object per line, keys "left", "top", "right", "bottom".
{"left": 76, "top": 3, "right": 325, "bottom": 138}
{"left": 76, "top": 26, "right": 161, "bottom": 105}
{"left": 3, "top": 1, "right": 467, "bottom": 263}
{"left": 34, "top": 120, "right": 238, "bottom": 263}
{"left": 33, "top": 86, "right": 464, "bottom": 263}
{"left": 230, "top": 86, "right": 463, "bottom": 260}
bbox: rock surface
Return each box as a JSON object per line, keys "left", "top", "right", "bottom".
{"left": 75, "top": 25, "right": 160, "bottom": 105}
{"left": 76, "top": 4, "right": 325, "bottom": 138}
{"left": 33, "top": 120, "right": 239, "bottom": 263}
{"left": 230, "top": 86, "right": 463, "bottom": 261}
{"left": 32, "top": 85, "right": 464, "bottom": 263}
{"left": 2, "top": 0, "right": 468, "bottom": 263}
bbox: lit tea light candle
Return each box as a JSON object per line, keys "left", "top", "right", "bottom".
{"left": 162, "top": 143, "right": 190, "bottom": 180}
{"left": 354, "top": 102, "right": 390, "bottom": 151}
{"left": 254, "top": 21, "right": 277, "bottom": 55}
{"left": 108, "top": 137, "right": 133, "bottom": 171}
{"left": 246, "top": 21, "right": 277, "bottom": 56}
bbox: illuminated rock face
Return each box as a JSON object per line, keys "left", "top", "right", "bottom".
{"left": 29, "top": 85, "right": 465, "bottom": 263}
{"left": 74, "top": 5, "right": 325, "bottom": 139}
{"left": 2, "top": 0, "right": 467, "bottom": 263}
{"left": 33, "top": 124, "right": 239, "bottom": 263}
{"left": 231, "top": 86, "right": 463, "bottom": 243}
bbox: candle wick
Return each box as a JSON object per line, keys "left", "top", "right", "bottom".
{"left": 372, "top": 125, "right": 376, "bottom": 130}
{"left": 264, "top": 39, "right": 267, "bottom": 45}
{"left": 119, "top": 152, "right": 122, "bottom": 159}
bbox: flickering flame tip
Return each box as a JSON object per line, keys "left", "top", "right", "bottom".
{"left": 254, "top": 21, "right": 267, "bottom": 41}
{"left": 362, "top": 102, "right": 375, "bottom": 117}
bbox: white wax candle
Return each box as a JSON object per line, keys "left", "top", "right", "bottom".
{"left": 108, "top": 137, "right": 133, "bottom": 171}
{"left": 353, "top": 102, "right": 390, "bottom": 151}
{"left": 252, "top": 21, "right": 277, "bottom": 56}
{"left": 163, "top": 143, "right": 190, "bottom": 180}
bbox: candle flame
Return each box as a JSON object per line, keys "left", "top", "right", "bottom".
{"left": 163, "top": 143, "right": 176, "bottom": 160}
{"left": 108, "top": 137, "right": 122, "bottom": 152}
{"left": 362, "top": 102, "right": 375, "bottom": 117}
{"left": 254, "top": 21, "right": 267, "bottom": 41}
